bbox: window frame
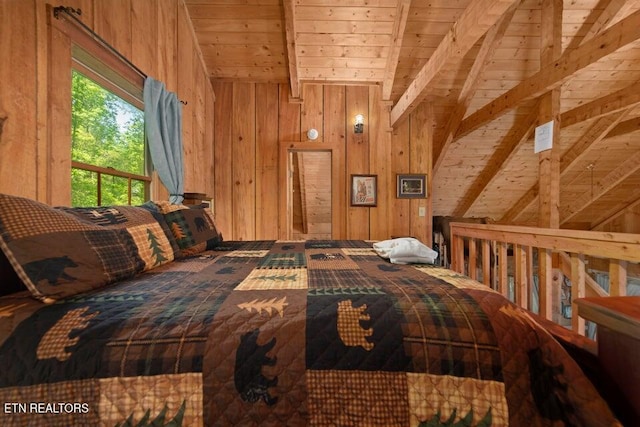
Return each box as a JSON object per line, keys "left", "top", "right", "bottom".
{"left": 70, "top": 65, "right": 150, "bottom": 206}
{"left": 53, "top": 8, "right": 151, "bottom": 206}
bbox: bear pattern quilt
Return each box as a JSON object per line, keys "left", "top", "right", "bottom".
{"left": 0, "top": 240, "right": 618, "bottom": 426}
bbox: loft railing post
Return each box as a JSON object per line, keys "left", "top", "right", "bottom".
{"left": 498, "top": 242, "right": 508, "bottom": 298}
{"left": 609, "top": 259, "right": 628, "bottom": 296}
{"left": 515, "top": 244, "right": 528, "bottom": 309}
{"left": 482, "top": 239, "right": 491, "bottom": 287}
{"left": 469, "top": 238, "right": 477, "bottom": 280}
{"left": 539, "top": 248, "right": 553, "bottom": 320}
{"left": 571, "top": 253, "right": 586, "bottom": 335}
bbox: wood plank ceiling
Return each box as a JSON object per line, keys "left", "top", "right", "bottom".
{"left": 185, "top": 0, "right": 640, "bottom": 230}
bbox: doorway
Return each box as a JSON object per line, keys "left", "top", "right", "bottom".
{"left": 289, "top": 150, "right": 332, "bottom": 239}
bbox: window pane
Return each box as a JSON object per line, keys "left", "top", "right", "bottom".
{"left": 131, "top": 180, "right": 146, "bottom": 205}
{"left": 71, "top": 168, "right": 98, "bottom": 207}
{"left": 71, "top": 71, "right": 145, "bottom": 176}
{"left": 100, "top": 175, "right": 130, "bottom": 206}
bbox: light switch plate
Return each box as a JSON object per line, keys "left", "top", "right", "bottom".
{"left": 418, "top": 207, "right": 426, "bottom": 217}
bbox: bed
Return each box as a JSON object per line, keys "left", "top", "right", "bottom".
{"left": 0, "top": 194, "right": 621, "bottom": 426}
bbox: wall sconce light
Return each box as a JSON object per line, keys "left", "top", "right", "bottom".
{"left": 354, "top": 114, "right": 364, "bottom": 134}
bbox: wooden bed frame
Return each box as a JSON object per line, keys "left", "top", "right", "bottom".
{"left": 448, "top": 222, "right": 640, "bottom": 424}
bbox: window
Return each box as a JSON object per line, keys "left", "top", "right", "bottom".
{"left": 70, "top": 46, "right": 150, "bottom": 206}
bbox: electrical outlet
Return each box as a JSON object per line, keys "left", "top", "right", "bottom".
{"left": 418, "top": 206, "right": 426, "bottom": 217}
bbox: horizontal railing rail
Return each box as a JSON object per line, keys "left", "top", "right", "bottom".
{"left": 448, "top": 222, "right": 640, "bottom": 335}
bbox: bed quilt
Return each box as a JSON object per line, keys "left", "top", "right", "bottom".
{"left": 0, "top": 240, "right": 618, "bottom": 426}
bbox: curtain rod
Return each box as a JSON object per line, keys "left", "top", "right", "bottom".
{"left": 53, "top": 6, "right": 188, "bottom": 106}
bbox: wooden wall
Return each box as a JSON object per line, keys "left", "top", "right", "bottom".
{"left": 0, "top": 2, "right": 631, "bottom": 244}
{"left": 212, "top": 82, "right": 433, "bottom": 243}
{"left": 0, "top": 0, "right": 214, "bottom": 205}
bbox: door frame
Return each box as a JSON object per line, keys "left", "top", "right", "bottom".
{"left": 279, "top": 140, "right": 342, "bottom": 240}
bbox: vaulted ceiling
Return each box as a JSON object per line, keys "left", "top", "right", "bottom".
{"left": 185, "top": 0, "right": 640, "bottom": 230}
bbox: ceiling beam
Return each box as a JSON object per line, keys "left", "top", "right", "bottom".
{"left": 606, "top": 116, "right": 640, "bottom": 139}
{"left": 592, "top": 193, "right": 640, "bottom": 230}
{"left": 433, "top": 3, "right": 518, "bottom": 175}
{"left": 581, "top": 0, "right": 628, "bottom": 43}
{"left": 382, "top": 0, "right": 411, "bottom": 101}
{"left": 561, "top": 79, "right": 640, "bottom": 128}
{"left": 561, "top": 150, "right": 640, "bottom": 225}
{"left": 564, "top": 0, "right": 627, "bottom": 51}
{"left": 389, "top": 0, "right": 520, "bottom": 127}
{"left": 282, "top": 0, "right": 300, "bottom": 99}
{"left": 536, "top": 0, "right": 563, "bottom": 230}
{"left": 501, "top": 110, "right": 631, "bottom": 222}
{"left": 560, "top": 113, "right": 628, "bottom": 171}
{"left": 455, "top": 8, "right": 640, "bottom": 140}
{"left": 452, "top": 104, "right": 538, "bottom": 217}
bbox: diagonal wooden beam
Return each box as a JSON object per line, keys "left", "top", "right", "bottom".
{"left": 560, "top": 110, "right": 630, "bottom": 171}
{"left": 501, "top": 110, "right": 631, "bottom": 222}
{"left": 452, "top": 104, "right": 538, "bottom": 217}
{"left": 606, "top": 116, "right": 640, "bottom": 139}
{"left": 433, "top": 3, "right": 518, "bottom": 175}
{"left": 282, "top": 0, "right": 300, "bottom": 99}
{"left": 565, "top": 0, "right": 627, "bottom": 52}
{"left": 592, "top": 193, "right": 640, "bottom": 230}
{"left": 389, "top": 0, "right": 520, "bottom": 127}
{"left": 456, "top": 8, "right": 640, "bottom": 140}
{"left": 561, "top": 79, "right": 640, "bottom": 128}
{"left": 561, "top": 150, "right": 640, "bottom": 224}
{"left": 382, "top": 0, "right": 411, "bottom": 101}
{"left": 581, "top": 0, "right": 628, "bottom": 43}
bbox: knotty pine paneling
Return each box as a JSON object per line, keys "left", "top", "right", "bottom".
{"left": 0, "top": 0, "right": 215, "bottom": 206}
{"left": 324, "top": 85, "right": 347, "bottom": 238}
{"left": 232, "top": 83, "right": 256, "bottom": 241}
{"left": 157, "top": 0, "right": 178, "bottom": 91}
{"left": 301, "top": 85, "right": 324, "bottom": 141}
{"left": 93, "top": 0, "right": 132, "bottom": 60}
{"left": 0, "top": 1, "right": 38, "bottom": 200}
{"left": 409, "top": 103, "right": 433, "bottom": 245}
{"left": 213, "top": 82, "right": 433, "bottom": 243}
{"left": 204, "top": 82, "right": 215, "bottom": 205}
{"left": 346, "top": 85, "right": 371, "bottom": 240}
{"left": 48, "top": 23, "right": 73, "bottom": 206}
{"left": 255, "top": 83, "right": 280, "bottom": 240}
{"left": 213, "top": 81, "right": 234, "bottom": 241}
{"left": 391, "top": 118, "right": 412, "bottom": 237}
{"left": 131, "top": 0, "right": 158, "bottom": 75}
{"left": 368, "top": 86, "right": 391, "bottom": 241}
{"left": 177, "top": 3, "right": 195, "bottom": 191}
{"left": 192, "top": 54, "right": 207, "bottom": 194}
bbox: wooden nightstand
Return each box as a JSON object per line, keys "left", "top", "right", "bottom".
{"left": 576, "top": 297, "right": 640, "bottom": 420}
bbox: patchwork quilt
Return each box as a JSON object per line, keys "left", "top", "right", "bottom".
{"left": 0, "top": 240, "right": 619, "bottom": 426}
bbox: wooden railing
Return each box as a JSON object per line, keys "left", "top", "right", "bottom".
{"left": 449, "top": 223, "right": 640, "bottom": 335}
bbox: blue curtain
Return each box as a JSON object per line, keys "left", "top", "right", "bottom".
{"left": 144, "top": 76, "right": 184, "bottom": 204}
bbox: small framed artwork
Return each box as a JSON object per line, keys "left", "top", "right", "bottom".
{"left": 350, "top": 174, "right": 377, "bottom": 206}
{"left": 397, "top": 174, "right": 427, "bottom": 198}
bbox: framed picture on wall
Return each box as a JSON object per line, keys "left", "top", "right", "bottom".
{"left": 397, "top": 174, "right": 426, "bottom": 198}
{"left": 350, "top": 174, "right": 377, "bottom": 206}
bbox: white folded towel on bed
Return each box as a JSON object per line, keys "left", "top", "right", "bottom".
{"left": 373, "top": 237, "right": 438, "bottom": 265}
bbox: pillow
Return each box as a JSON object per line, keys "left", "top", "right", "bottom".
{"left": 57, "top": 202, "right": 181, "bottom": 261}
{"left": 154, "top": 201, "right": 223, "bottom": 256}
{"left": 0, "top": 194, "right": 177, "bottom": 302}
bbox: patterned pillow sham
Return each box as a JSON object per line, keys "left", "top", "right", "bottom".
{"left": 0, "top": 194, "right": 177, "bottom": 302}
{"left": 154, "top": 201, "right": 223, "bottom": 256}
{"left": 57, "top": 201, "right": 181, "bottom": 261}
